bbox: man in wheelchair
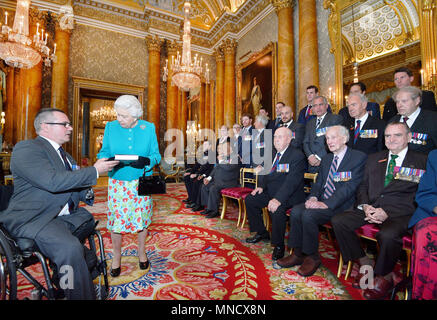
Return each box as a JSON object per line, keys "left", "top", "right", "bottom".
{"left": 0, "top": 108, "right": 119, "bottom": 300}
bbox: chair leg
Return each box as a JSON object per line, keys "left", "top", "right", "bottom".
{"left": 345, "top": 261, "right": 353, "bottom": 281}
{"left": 220, "top": 196, "right": 228, "bottom": 220}
{"left": 337, "top": 253, "right": 344, "bottom": 278}
{"left": 236, "top": 199, "right": 242, "bottom": 227}
{"left": 262, "top": 208, "right": 270, "bottom": 231}
{"left": 240, "top": 201, "right": 247, "bottom": 229}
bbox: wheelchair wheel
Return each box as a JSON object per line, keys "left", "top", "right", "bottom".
{"left": 0, "top": 233, "right": 17, "bottom": 300}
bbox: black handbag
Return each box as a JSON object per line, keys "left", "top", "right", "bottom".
{"left": 138, "top": 166, "right": 166, "bottom": 196}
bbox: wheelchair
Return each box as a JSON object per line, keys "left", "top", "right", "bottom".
{"left": 0, "top": 185, "right": 109, "bottom": 300}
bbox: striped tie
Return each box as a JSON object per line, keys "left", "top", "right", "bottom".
{"left": 402, "top": 116, "right": 409, "bottom": 127}
{"left": 323, "top": 155, "right": 339, "bottom": 199}
{"left": 305, "top": 106, "right": 312, "bottom": 120}
{"left": 353, "top": 120, "right": 361, "bottom": 144}
{"left": 270, "top": 152, "right": 281, "bottom": 174}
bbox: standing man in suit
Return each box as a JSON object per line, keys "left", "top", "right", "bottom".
{"left": 238, "top": 113, "right": 254, "bottom": 168}
{"left": 259, "top": 108, "right": 274, "bottom": 131}
{"left": 389, "top": 86, "right": 437, "bottom": 154}
{"left": 303, "top": 96, "right": 343, "bottom": 173}
{"left": 251, "top": 114, "right": 272, "bottom": 168}
{"left": 275, "top": 105, "right": 305, "bottom": 150}
{"left": 298, "top": 85, "right": 332, "bottom": 125}
{"left": 199, "top": 141, "right": 240, "bottom": 218}
{"left": 0, "top": 108, "right": 119, "bottom": 299}
{"left": 331, "top": 122, "right": 427, "bottom": 299}
{"left": 383, "top": 67, "right": 436, "bottom": 122}
{"left": 339, "top": 82, "right": 382, "bottom": 123}
{"left": 245, "top": 127, "right": 307, "bottom": 260}
{"left": 277, "top": 125, "right": 367, "bottom": 276}
{"left": 345, "top": 93, "right": 385, "bottom": 155}
{"left": 273, "top": 102, "right": 285, "bottom": 128}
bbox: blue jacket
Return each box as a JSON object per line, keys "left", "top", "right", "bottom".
{"left": 409, "top": 149, "right": 437, "bottom": 228}
{"left": 97, "top": 120, "right": 161, "bottom": 181}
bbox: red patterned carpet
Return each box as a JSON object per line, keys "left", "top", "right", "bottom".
{"left": 16, "top": 183, "right": 369, "bottom": 300}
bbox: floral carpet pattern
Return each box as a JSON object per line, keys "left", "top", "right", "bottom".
{"left": 16, "top": 183, "right": 366, "bottom": 300}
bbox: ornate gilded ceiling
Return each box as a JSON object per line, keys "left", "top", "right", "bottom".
{"left": 340, "top": 0, "right": 420, "bottom": 64}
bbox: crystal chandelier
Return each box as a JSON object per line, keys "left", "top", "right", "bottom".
{"left": 90, "top": 105, "right": 117, "bottom": 127}
{"left": 0, "top": 0, "right": 57, "bottom": 69}
{"left": 162, "top": 1, "right": 209, "bottom": 92}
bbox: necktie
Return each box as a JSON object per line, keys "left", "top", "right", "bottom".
{"left": 402, "top": 116, "right": 409, "bottom": 126}
{"left": 384, "top": 154, "right": 399, "bottom": 187}
{"left": 323, "top": 155, "right": 339, "bottom": 199}
{"left": 270, "top": 152, "right": 281, "bottom": 174}
{"left": 59, "top": 147, "right": 75, "bottom": 211}
{"left": 353, "top": 120, "right": 361, "bottom": 144}
{"left": 305, "top": 106, "right": 312, "bottom": 120}
{"left": 316, "top": 117, "right": 322, "bottom": 129}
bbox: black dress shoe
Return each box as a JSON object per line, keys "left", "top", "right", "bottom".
{"left": 199, "top": 209, "right": 211, "bottom": 215}
{"left": 191, "top": 205, "right": 204, "bottom": 212}
{"left": 139, "top": 260, "right": 150, "bottom": 270}
{"left": 182, "top": 198, "right": 191, "bottom": 203}
{"left": 245, "top": 233, "right": 270, "bottom": 244}
{"left": 206, "top": 211, "right": 219, "bottom": 218}
{"left": 110, "top": 267, "right": 121, "bottom": 277}
{"left": 186, "top": 203, "right": 196, "bottom": 208}
{"left": 272, "top": 246, "right": 285, "bottom": 261}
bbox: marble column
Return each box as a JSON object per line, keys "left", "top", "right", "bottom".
{"left": 146, "top": 35, "right": 162, "bottom": 138}
{"left": 273, "top": 0, "right": 295, "bottom": 111}
{"left": 298, "top": 0, "right": 319, "bottom": 110}
{"left": 4, "top": 68, "right": 14, "bottom": 145}
{"left": 166, "top": 40, "right": 180, "bottom": 132}
{"left": 419, "top": 0, "right": 437, "bottom": 85}
{"left": 51, "top": 12, "right": 73, "bottom": 113}
{"left": 199, "top": 82, "right": 206, "bottom": 128}
{"left": 181, "top": 90, "right": 188, "bottom": 145}
{"left": 215, "top": 47, "right": 225, "bottom": 130}
{"left": 223, "top": 39, "right": 237, "bottom": 129}
{"left": 205, "top": 82, "right": 211, "bottom": 130}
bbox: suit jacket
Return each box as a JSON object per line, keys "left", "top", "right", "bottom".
{"left": 346, "top": 115, "right": 386, "bottom": 155}
{"left": 274, "top": 121, "right": 305, "bottom": 150}
{"left": 251, "top": 129, "right": 270, "bottom": 167}
{"left": 310, "top": 147, "right": 367, "bottom": 213}
{"left": 383, "top": 90, "right": 437, "bottom": 122}
{"left": 0, "top": 136, "right": 97, "bottom": 239}
{"left": 389, "top": 108, "right": 437, "bottom": 154}
{"left": 209, "top": 160, "right": 240, "bottom": 188}
{"left": 357, "top": 149, "right": 427, "bottom": 219}
{"left": 303, "top": 113, "right": 344, "bottom": 160}
{"left": 298, "top": 104, "right": 334, "bottom": 125}
{"left": 409, "top": 149, "right": 437, "bottom": 228}
{"left": 258, "top": 146, "right": 307, "bottom": 207}
{"left": 238, "top": 126, "right": 254, "bottom": 166}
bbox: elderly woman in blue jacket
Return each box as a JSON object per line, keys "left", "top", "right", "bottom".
{"left": 98, "top": 95, "right": 161, "bottom": 277}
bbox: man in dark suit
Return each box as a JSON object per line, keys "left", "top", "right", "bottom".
{"left": 259, "top": 108, "right": 275, "bottom": 131}
{"left": 183, "top": 140, "right": 215, "bottom": 207}
{"left": 388, "top": 86, "right": 437, "bottom": 155}
{"left": 339, "top": 82, "right": 381, "bottom": 123}
{"left": 303, "top": 96, "right": 343, "bottom": 173}
{"left": 238, "top": 113, "right": 254, "bottom": 168}
{"left": 345, "top": 93, "right": 385, "bottom": 155}
{"left": 298, "top": 85, "right": 333, "bottom": 125}
{"left": 199, "top": 141, "right": 240, "bottom": 218}
{"left": 272, "top": 102, "right": 285, "bottom": 128}
{"left": 245, "top": 127, "right": 307, "bottom": 261}
{"left": 383, "top": 67, "right": 436, "bottom": 122}
{"left": 331, "top": 121, "right": 427, "bottom": 299}
{"left": 251, "top": 114, "right": 273, "bottom": 168}
{"left": 277, "top": 125, "right": 367, "bottom": 277}
{"left": 274, "top": 105, "right": 305, "bottom": 150}
{"left": 0, "top": 108, "right": 119, "bottom": 299}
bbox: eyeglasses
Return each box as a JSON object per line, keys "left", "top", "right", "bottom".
{"left": 44, "top": 122, "right": 72, "bottom": 128}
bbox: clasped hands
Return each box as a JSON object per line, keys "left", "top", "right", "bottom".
{"left": 305, "top": 196, "right": 328, "bottom": 209}
{"left": 363, "top": 204, "right": 388, "bottom": 224}
{"left": 251, "top": 187, "right": 281, "bottom": 213}
{"left": 308, "top": 155, "right": 321, "bottom": 167}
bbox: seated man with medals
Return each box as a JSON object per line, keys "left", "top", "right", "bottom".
{"left": 331, "top": 121, "right": 428, "bottom": 300}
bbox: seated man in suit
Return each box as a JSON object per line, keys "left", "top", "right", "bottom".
{"left": 383, "top": 67, "right": 436, "bottom": 122}
{"left": 339, "top": 82, "right": 382, "bottom": 123}
{"left": 0, "top": 108, "right": 119, "bottom": 299}
{"left": 199, "top": 141, "right": 240, "bottom": 218}
{"left": 389, "top": 86, "right": 437, "bottom": 155}
{"left": 303, "top": 96, "right": 343, "bottom": 173}
{"left": 245, "top": 127, "right": 307, "bottom": 261}
{"left": 345, "top": 92, "right": 385, "bottom": 155}
{"left": 277, "top": 125, "right": 367, "bottom": 276}
{"left": 298, "top": 85, "right": 333, "bottom": 125}
{"left": 183, "top": 140, "right": 214, "bottom": 207}
{"left": 331, "top": 122, "right": 427, "bottom": 300}
{"left": 274, "top": 105, "right": 305, "bottom": 150}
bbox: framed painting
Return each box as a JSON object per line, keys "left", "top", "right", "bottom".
{"left": 237, "top": 42, "right": 277, "bottom": 122}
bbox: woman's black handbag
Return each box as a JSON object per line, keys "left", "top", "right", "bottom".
{"left": 138, "top": 166, "right": 166, "bottom": 196}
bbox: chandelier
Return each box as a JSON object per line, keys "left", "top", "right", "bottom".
{"left": 0, "top": 0, "right": 56, "bottom": 69}
{"left": 90, "top": 105, "right": 117, "bottom": 127}
{"left": 162, "top": 1, "right": 209, "bottom": 92}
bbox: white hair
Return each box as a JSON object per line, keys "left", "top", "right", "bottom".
{"left": 114, "top": 95, "right": 143, "bottom": 119}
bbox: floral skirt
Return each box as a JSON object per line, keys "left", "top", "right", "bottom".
{"left": 107, "top": 178, "right": 153, "bottom": 234}
{"left": 412, "top": 216, "right": 437, "bottom": 299}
